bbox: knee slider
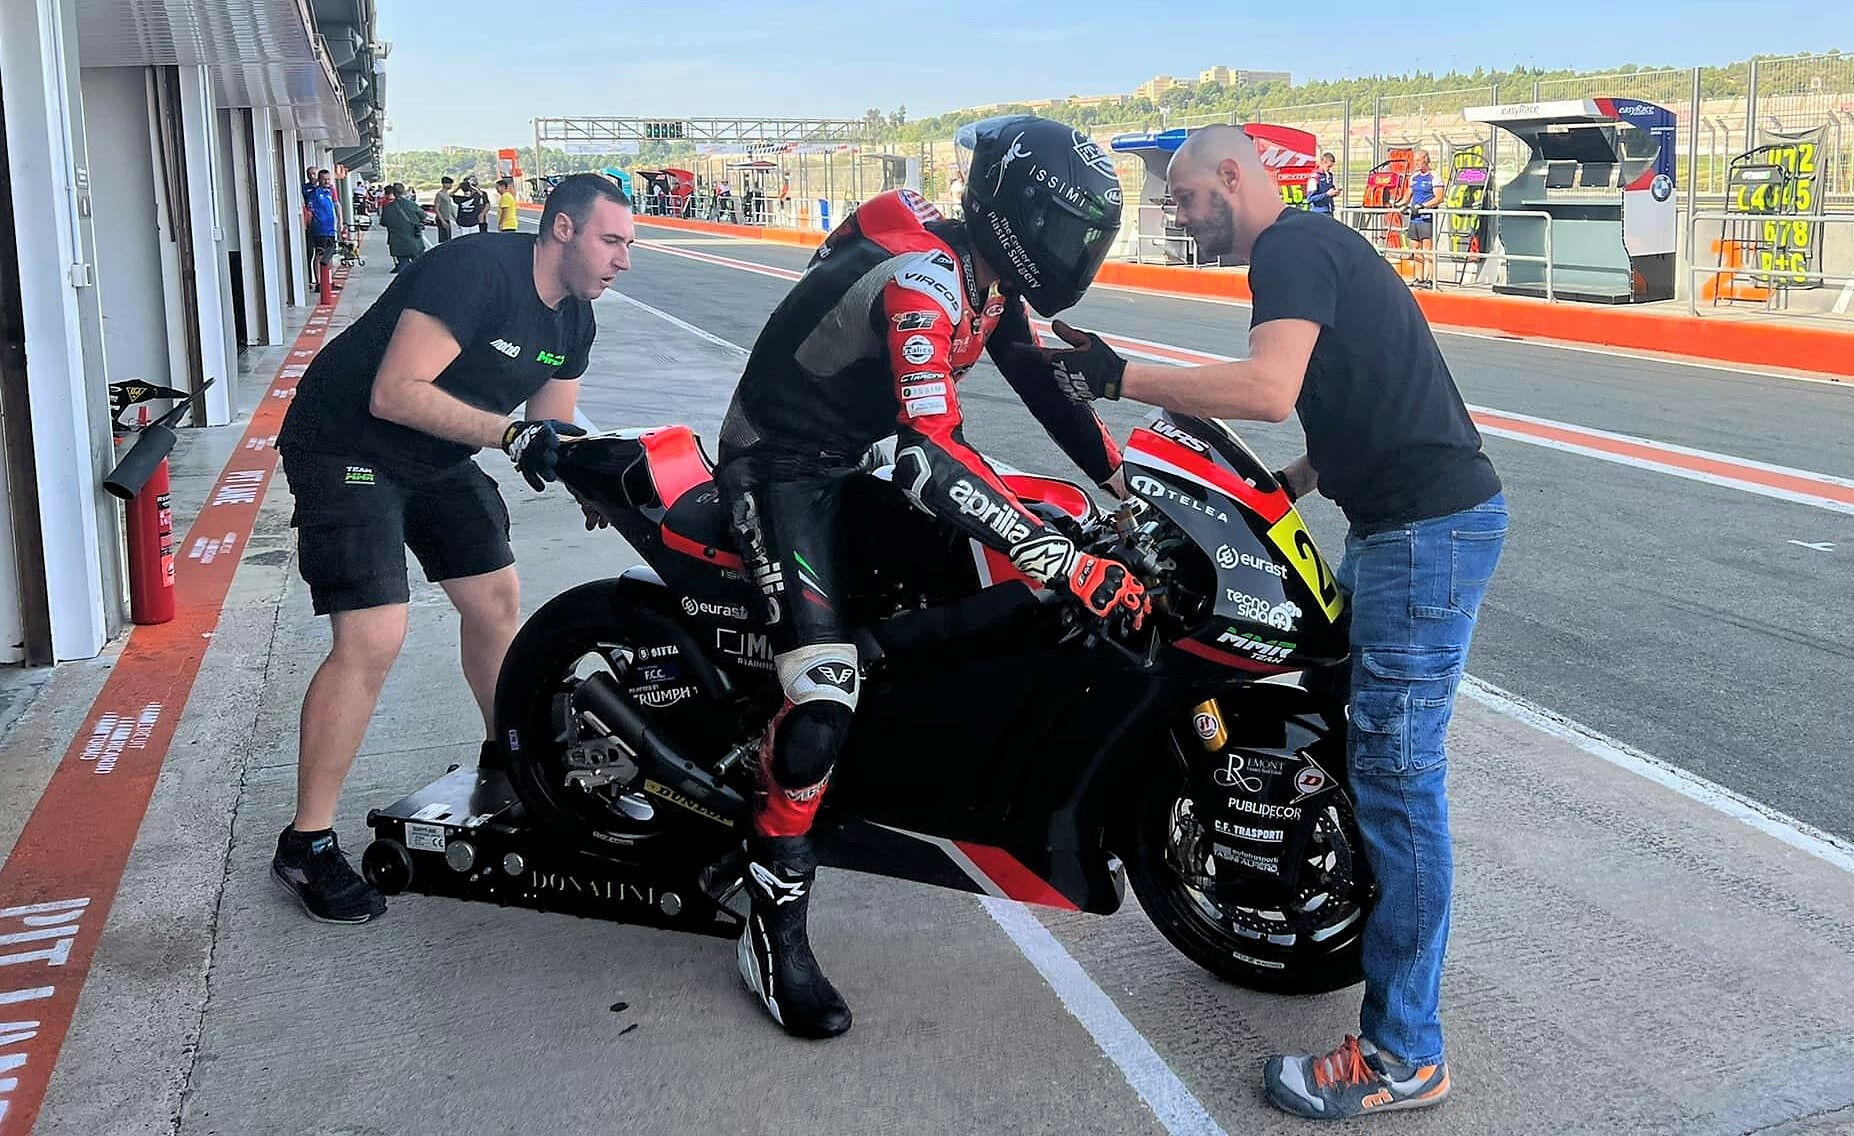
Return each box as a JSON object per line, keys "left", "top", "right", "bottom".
{"left": 771, "top": 701, "right": 852, "bottom": 788}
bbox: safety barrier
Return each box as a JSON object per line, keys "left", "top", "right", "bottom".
{"left": 630, "top": 213, "right": 1854, "bottom": 377}
{"left": 1686, "top": 211, "right": 1854, "bottom": 324}
{"left": 1343, "top": 205, "right": 1558, "bottom": 299}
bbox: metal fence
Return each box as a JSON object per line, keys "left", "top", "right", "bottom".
{"left": 1370, "top": 85, "right": 1501, "bottom": 175}
{"left": 1750, "top": 53, "right": 1854, "bottom": 199}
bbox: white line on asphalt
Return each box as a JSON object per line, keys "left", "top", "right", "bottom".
{"left": 608, "top": 288, "right": 750, "bottom": 356}
{"left": 610, "top": 250, "right": 1854, "bottom": 878}
{"left": 980, "top": 897, "right": 1231, "bottom": 1136}
{"left": 632, "top": 237, "right": 1854, "bottom": 509}
{"left": 1459, "top": 677, "right": 1854, "bottom": 875}
{"left": 632, "top": 218, "right": 1850, "bottom": 388}
{"left": 1471, "top": 426, "right": 1854, "bottom": 515}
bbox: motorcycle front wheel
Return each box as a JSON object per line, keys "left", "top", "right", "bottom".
{"left": 1125, "top": 753, "right": 1370, "bottom": 996}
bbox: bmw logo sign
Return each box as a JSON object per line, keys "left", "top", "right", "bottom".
{"left": 1650, "top": 174, "right": 1674, "bottom": 202}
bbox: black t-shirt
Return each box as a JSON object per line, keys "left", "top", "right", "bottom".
{"left": 1248, "top": 209, "right": 1500, "bottom": 531}
{"left": 281, "top": 233, "right": 595, "bottom": 478}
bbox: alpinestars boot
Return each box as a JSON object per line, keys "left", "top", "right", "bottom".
{"left": 736, "top": 835, "right": 852, "bottom": 1038}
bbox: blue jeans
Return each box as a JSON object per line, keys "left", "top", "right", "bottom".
{"left": 1336, "top": 493, "right": 1506, "bottom": 1065}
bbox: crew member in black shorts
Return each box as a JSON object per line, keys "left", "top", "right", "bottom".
{"left": 271, "top": 174, "right": 634, "bottom": 923}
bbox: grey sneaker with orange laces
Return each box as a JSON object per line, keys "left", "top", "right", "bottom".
{"left": 1263, "top": 1034, "right": 1451, "bottom": 1120}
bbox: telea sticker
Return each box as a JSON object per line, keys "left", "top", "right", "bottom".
{"left": 1192, "top": 712, "right": 1219, "bottom": 740}
{"left": 405, "top": 822, "right": 446, "bottom": 853}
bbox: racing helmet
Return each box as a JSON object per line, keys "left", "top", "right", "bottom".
{"left": 957, "top": 115, "right": 1123, "bottom": 316}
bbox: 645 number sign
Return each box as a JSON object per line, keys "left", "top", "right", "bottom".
{"left": 1726, "top": 135, "right": 1824, "bottom": 290}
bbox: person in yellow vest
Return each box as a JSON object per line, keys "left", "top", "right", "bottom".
{"left": 496, "top": 177, "right": 520, "bottom": 231}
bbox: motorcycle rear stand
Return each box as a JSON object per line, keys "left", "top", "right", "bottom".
{"left": 363, "top": 759, "right": 746, "bottom": 939}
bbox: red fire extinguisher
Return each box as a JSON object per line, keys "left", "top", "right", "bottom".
{"left": 105, "top": 380, "right": 211, "bottom": 625}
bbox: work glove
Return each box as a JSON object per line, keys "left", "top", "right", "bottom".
{"left": 501, "top": 419, "right": 586, "bottom": 491}
{"left": 1008, "top": 319, "right": 1127, "bottom": 403}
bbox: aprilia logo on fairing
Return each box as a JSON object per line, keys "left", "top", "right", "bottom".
{"left": 948, "top": 480, "right": 1032, "bottom": 544}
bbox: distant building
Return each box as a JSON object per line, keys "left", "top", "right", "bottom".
{"left": 1145, "top": 67, "right": 1292, "bottom": 98}
{"left": 1136, "top": 75, "right": 1189, "bottom": 101}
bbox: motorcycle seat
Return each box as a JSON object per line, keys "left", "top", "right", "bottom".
{"left": 661, "top": 480, "right": 733, "bottom": 553}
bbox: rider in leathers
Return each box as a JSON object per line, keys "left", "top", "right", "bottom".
{"left": 716, "top": 116, "right": 1146, "bottom": 1037}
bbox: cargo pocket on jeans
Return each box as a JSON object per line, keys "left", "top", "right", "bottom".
{"left": 1350, "top": 647, "right": 1461, "bottom": 775}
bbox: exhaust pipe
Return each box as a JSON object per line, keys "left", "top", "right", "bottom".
{"left": 570, "top": 672, "right": 748, "bottom": 822}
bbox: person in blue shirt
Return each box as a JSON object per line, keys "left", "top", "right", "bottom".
{"left": 1398, "top": 150, "right": 1442, "bottom": 286}
{"left": 304, "top": 168, "right": 340, "bottom": 288}
{"left": 1307, "top": 152, "right": 1339, "bottom": 216}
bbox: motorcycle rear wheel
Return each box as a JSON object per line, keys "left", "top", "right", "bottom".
{"left": 495, "top": 581, "right": 732, "bottom": 856}
{"left": 1125, "top": 754, "right": 1369, "bottom": 996}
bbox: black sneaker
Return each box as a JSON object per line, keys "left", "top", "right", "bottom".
{"left": 272, "top": 827, "right": 386, "bottom": 924}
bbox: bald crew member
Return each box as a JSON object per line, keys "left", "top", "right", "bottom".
{"left": 1018, "top": 124, "right": 1505, "bottom": 1122}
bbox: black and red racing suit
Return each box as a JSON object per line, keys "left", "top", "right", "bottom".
{"left": 715, "top": 189, "right": 1122, "bottom": 838}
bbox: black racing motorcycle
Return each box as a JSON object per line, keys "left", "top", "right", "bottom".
{"left": 364, "top": 412, "right": 1371, "bottom": 995}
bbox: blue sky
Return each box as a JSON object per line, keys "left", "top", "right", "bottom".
{"left": 377, "top": 1, "right": 1852, "bottom": 151}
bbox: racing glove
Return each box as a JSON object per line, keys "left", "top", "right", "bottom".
{"left": 501, "top": 418, "right": 586, "bottom": 491}
{"left": 1012, "top": 319, "right": 1127, "bottom": 403}
{"left": 1009, "top": 533, "right": 1148, "bottom": 628}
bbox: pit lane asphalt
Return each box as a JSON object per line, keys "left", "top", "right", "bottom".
{"left": 29, "top": 226, "right": 1854, "bottom": 1136}
{"left": 591, "top": 220, "right": 1854, "bottom": 846}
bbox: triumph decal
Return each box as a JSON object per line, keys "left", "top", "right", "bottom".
{"left": 634, "top": 684, "right": 697, "bottom": 709}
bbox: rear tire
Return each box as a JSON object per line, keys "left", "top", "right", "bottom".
{"left": 496, "top": 581, "right": 725, "bottom": 856}
{"left": 1125, "top": 753, "right": 1368, "bottom": 995}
